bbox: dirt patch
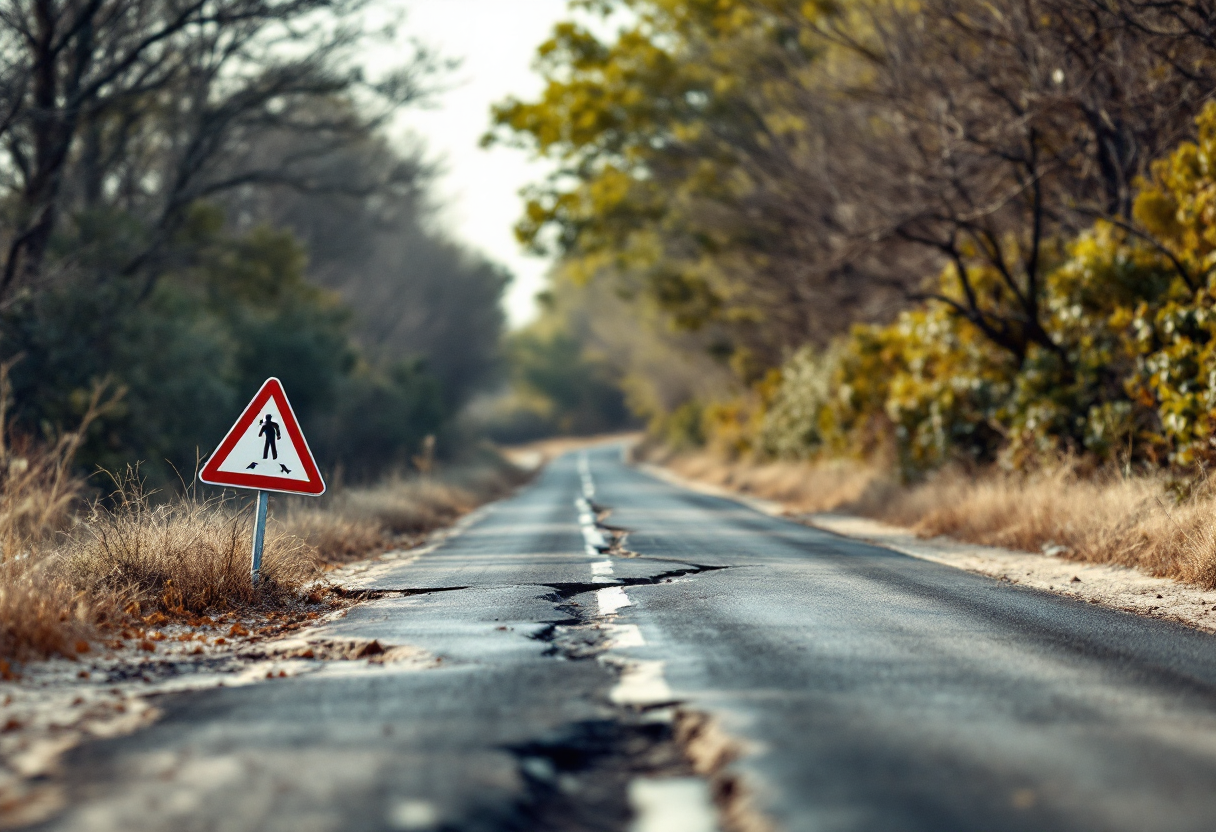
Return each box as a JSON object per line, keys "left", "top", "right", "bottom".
{"left": 0, "top": 604, "right": 441, "bottom": 827}
{"left": 675, "top": 709, "right": 773, "bottom": 832}
{"left": 255, "top": 637, "right": 436, "bottom": 665}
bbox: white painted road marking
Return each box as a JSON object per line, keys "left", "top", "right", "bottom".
{"left": 629, "top": 777, "right": 719, "bottom": 832}
{"left": 582, "top": 452, "right": 680, "bottom": 719}
{"left": 582, "top": 525, "right": 609, "bottom": 551}
{"left": 592, "top": 559, "right": 617, "bottom": 584}
{"left": 578, "top": 452, "right": 596, "bottom": 498}
{"left": 576, "top": 489, "right": 608, "bottom": 553}
{"left": 387, "top": 799, "right": 439, "bottom": 830}
{"left": 602, "top": 624, "right": 646, "bottom": 648}
{"left": 608, "top": 659, "right": 673, "bottom": 706}
{"left": 597, "top": 586, "right": 631, "bottom": 615}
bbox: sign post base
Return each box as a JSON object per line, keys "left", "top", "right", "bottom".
{"left": 251, "top": 490, "right": 268, "bottom": 583}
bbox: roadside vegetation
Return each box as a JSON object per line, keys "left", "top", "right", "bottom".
{"left": 0, "top": 2, "right": 529, "bottom": 662}
{"left": 0, "top": 405, "right": 525, "bottom": 663}
{"left": 492, "top": 0, "right": 1216, "bottom": 589}
{"left": 0, "top": 0, "right": 510, "bottom": 489}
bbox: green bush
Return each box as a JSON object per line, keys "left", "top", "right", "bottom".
{"left": 1, "top": 207, "right": 448, "bottom": 487}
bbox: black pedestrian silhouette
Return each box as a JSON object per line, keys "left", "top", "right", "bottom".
{"left": 259, "top": 414, "right": 281, "bottom": 460}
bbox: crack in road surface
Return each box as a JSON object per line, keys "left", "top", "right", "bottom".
{"left": 335, "top": 452, "right": 746, "bottom": 832}
{"left": 509, "top": 452, "right": 747, "bottom": 832}
{"left": 333, "top": 586, "right": 473, "bottom": 600}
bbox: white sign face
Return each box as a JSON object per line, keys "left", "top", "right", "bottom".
{"left": 198, "top": 377, "right": 326, "bottom": 495}
{"left": 212, "top": 396, "right": 311, "bottom": 483}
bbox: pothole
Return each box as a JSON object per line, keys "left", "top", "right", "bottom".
{"left": 500, "top": 506, "right": 759, "bottom": 832}
{"left": 506, "top": 718, "right": 696, "bottom": 832}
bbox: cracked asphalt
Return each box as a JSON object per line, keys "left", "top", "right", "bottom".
{"left": 30, "top": 445, "right": 1216, "bottom": 832}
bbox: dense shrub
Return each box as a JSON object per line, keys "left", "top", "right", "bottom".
{"left": 1, "top": 208, "right": 450, "bottom": 486}
{"left": 738, "top": 103, "right": 1216, "bottom": 476}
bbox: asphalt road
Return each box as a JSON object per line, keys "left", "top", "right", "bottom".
{"left": 33, "top": 445, "right": 1216, "bottom": 832}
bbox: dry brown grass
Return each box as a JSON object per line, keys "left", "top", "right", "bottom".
{"left": 655, "top": 447, "right": 1216, "bottom": 589}
{"left": 275, "top": 508, "right": 387, "bottom": 565}
{"left": 343, "top": 478, "right": 474, "bottom": 534}
{"left": 895, "top": 468, "right": 1216, "bottom": 587}
{"left": 0, "top": 469, "right": 321, "bottom": 661}
{"left": 0, "top": 417, "right": 525, "bottom": 661}
{"left": 0, "top": 559, "right": 93, "bottom": 663}
{"left": 65, "top": 475, "right": 318, "bottom": 617}
{"left": 0, "top": 378, "right": 113, "bottom": 661}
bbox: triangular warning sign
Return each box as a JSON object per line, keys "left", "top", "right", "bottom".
{"left": 199, "top": 378, "right": 326, "bottom": 495}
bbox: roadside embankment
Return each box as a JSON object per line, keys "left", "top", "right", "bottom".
{"left": 639, "top": 446, "right": 1216, "bottom": 633}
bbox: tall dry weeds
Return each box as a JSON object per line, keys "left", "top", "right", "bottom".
{"left": 65, "top": 474, "right": 318, "bottom": 616}
{"left": 0, "top": 559, "right": 93, "bottom": 662}
{"left": 0, "top": 373, "right": 117, "bottom": 660}
{"left": 899, "top": 467, "right": 1216, "bottom": 588}
{"left": 0, "top": 371, "right": 113, "bottom": 557}
{"left": 0, "top": 396, "right": 524, "bottom": 661}
{"left": 658, "top": 449, "right": 898, "bottom": 514}
{"left": 0, "top": 366, "right": 321, "bottom": 659}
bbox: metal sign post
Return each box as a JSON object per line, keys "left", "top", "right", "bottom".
{"left": 199, "top": 378, "right": 327, "bottom": 586}
{"left": 250, "top": 490, "right": 269, "bottom": 582}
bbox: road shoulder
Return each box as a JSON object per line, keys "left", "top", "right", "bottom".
{"left": 639, "top": 462, "right": 1216, "bottom": 635}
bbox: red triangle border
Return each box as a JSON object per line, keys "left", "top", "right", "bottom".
{"left": 198, "top": 378, "right": 326, "bottom": 495}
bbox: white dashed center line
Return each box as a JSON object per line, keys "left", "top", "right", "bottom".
{"left": 597, "top": 585, "right": 632, "bottom": 615}
{"left": 578, "top": 451, "right": 677, "bottom": 712}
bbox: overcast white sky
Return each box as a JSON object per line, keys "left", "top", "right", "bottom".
{"left": 370, "top": 0, "right": 573, "bottom": 327}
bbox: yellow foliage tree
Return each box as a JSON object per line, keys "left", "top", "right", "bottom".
{"left": 759, "top": 102, "right": 1216, "bottom": 472}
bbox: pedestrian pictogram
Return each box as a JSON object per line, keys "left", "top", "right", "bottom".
{"left": 199, "top": 378, "right": 325, "bottom": 583}
{"left": 199, "top": 378, "right": 325, "bottom": 496}
{"left": 260, "top": 413, "right": 280, "bottom": 460}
